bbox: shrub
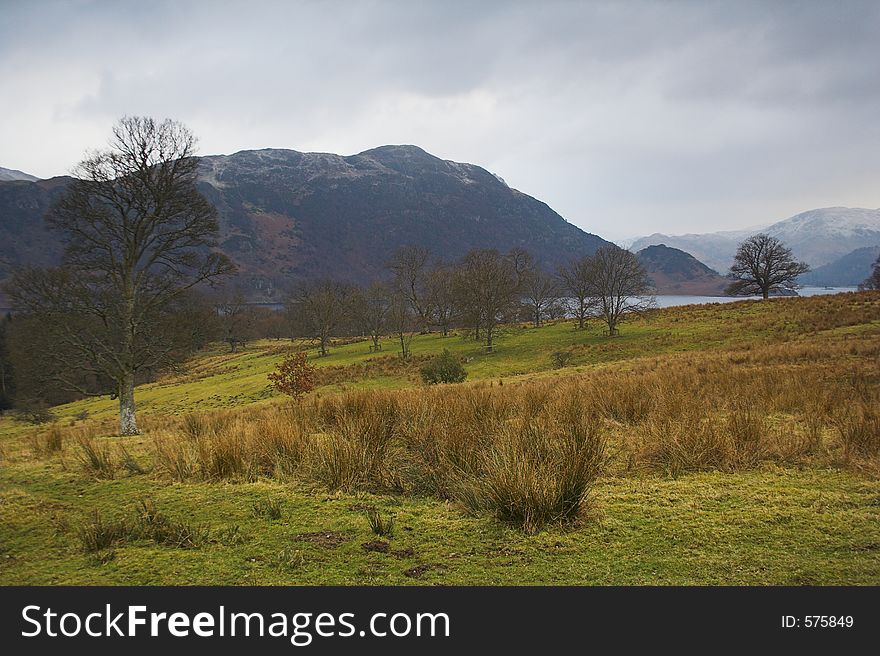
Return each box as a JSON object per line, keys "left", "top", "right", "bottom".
{"left": 420, "top": 350, "right": 467, "bottom": 385}
{"left": 269, "top": 351, "right": 317, "bottom": 400}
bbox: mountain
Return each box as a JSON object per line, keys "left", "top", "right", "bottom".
{"left": 636, "top": 244, "right": 729, "bottom": 296}
{"left": 632, "top": 207, "right": 880, "bottom": 273}
{"left": 798, "top": 245, "right": 880, "bottom": 287}
{"left": 0, "top": 167, "right": 40, "bottom": 182}
{"left": 0, "top": 145, "right": 612, "bottom": 301}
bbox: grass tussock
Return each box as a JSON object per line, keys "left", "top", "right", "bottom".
{"left": 76, "top": 500, "right": 209, "bottom": 553}
{"left": 75, "top": 436, "right": 117, "bottom": 479}
{"left": 366, "top": 509, "right": 395, "bottom": 537}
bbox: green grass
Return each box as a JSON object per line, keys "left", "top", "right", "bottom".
{"left": 1, "top": 460, "right": 877, "bottom": 585}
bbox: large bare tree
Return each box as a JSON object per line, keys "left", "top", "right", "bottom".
{"left": 6, "top": 117, "right": 233, "bottom": 435}
{"left": 587, "top": 246, "right": 653, "bottom": 336}
{"left": 725, "top": 234, "right": 810, "bottom": 299}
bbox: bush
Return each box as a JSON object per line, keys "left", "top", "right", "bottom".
{"left": 269, "top": 351, "right": 317, "bottom": 400}
{"left": 420, "top": 350, "right": 467, "bottom": 385}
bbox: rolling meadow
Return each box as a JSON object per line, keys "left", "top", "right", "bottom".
{"left": 1, "top": 291, "right": 879, "bottom": 585}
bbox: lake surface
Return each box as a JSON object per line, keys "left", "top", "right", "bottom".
{"left": 652, "top": 287, "right": 859, "bottom": 309}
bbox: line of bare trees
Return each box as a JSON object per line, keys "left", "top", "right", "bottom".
{"left": 283, "top": 243, "right": 654, "bottom": 360}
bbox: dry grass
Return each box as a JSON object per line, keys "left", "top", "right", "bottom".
{"left": 13, "top": 301, "right": 880, "bottom": 532}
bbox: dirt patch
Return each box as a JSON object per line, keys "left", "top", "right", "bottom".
{"left": 361, "top": 540, "right": 390, "bottom": 553}
{"left": 403, "top": 563, "right": 447, "bottom": 579}
{"left": 391, "top": 547, "right": 415, "bottom": 559}
{"left": 292, "top": 531, "right": 349, "bottom": 548}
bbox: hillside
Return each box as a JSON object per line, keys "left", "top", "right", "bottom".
{"left": 799, "top": 245, "right": 880, "bottom": 287}
{"left": 1, "top": 292, "right": 879, "bottom": 585}
{"left": 632, "top": 207, "right": 880, "bottom": 273}
{"left": 636, "top": 244, "right": 728, "bottom": 295}
{"left": 0, "top": 167, "right": 39, "bottom": 182}
{"left": 0, "top": 146, "right": 611, "bottom": 301}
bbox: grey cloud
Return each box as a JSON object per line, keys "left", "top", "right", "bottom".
{"left": 1, "top": 0, "right": 878, "bottom": 240}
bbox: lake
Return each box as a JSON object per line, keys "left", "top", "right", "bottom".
{"left": 651, "top": 287, "right": 859, "bottom": 309}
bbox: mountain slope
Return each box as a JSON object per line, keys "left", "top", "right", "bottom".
{"left": 636, "top": 244, "right": 729, "bottom": 295}
{"left": 0, "top": 167, "right": 40, "bottom": 182}
{"left": 799, "top": 245, "right": 880, "bottom": 287}
{"left": 0, "top": 146, "right": 611, "bottom": 300}
{"left": 632, "top": 207, "right": 880, "bottom": 273}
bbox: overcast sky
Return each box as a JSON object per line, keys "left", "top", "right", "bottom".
{"left": 2, "top": 0, "right": 879, "bottom": 241}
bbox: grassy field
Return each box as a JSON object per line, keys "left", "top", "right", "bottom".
{"left": 1, "top": 292, "right": 879, "bottom": 585}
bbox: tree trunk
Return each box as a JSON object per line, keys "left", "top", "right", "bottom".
{"left": 486, "top": 327, "right": 494, "bottom": 353}
{"left": 119, "top": 372, "right": 139, "bottom": 436}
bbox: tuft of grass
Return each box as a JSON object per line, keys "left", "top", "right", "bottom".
{"left": 77, "top": 510, "right": 130, "bottom": 553}
{"left": 457, "top": 398, "right": 607, "bottom": 534}
{"left": 835, "top": 403, "right": 880, "bottom": 460}
{"left": 134, "top": 498, "right": 209, "bottom": 549}
{"left": 75, "top": 436, "right": 116, "bottom": 479}
{"left": 366, "top": 509, "right": 395, "bottom": 537}
{"left": 119, "top": 444, "right": 147, "bottom": 474}
{"left": 252, "top": 498, "right": 283, "bottom": 520}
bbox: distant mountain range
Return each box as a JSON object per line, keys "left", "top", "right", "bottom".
{"left": 1, "top": 146, "right": 613, "bottom": 302}
{"left": 0, "top": 167, "right": 40, "bottom": 182}
{"left": 632, "top": 207, "right": 880, "bottom": 280}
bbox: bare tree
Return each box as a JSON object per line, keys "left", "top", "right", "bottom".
{"left": 587, "top": 246, "right": 653, "bottom": 336}
{"left": 522, "top": 269, "right": 560, "bottom": 327}
{"left": 293, "top": 279, "right": 354, "bottom": 356}
{"left": 386, "top": 245, "right": 433, "bottom": 332}
{"left": 353, "top": 281, "right": 390, "bottom": 352}
{"left": 425, "top": 263, "right": 457, "bottom": 337}
{"left": 5, "top": 117, "right": 233, "bottom": 434}
{"left": 386, "top": 291, "right": 417, "bottom": 359}
{"left": 455, "top": 249, "right": 521, "bottom": 352}
{"left": 214, "top": 292, "right": 255, "bottom": 353}
{"left": 725, "top": 234, "right": 810, "bottom": 299}
{"left": 557, "top": 257, "right": 597, "bottom": 330}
